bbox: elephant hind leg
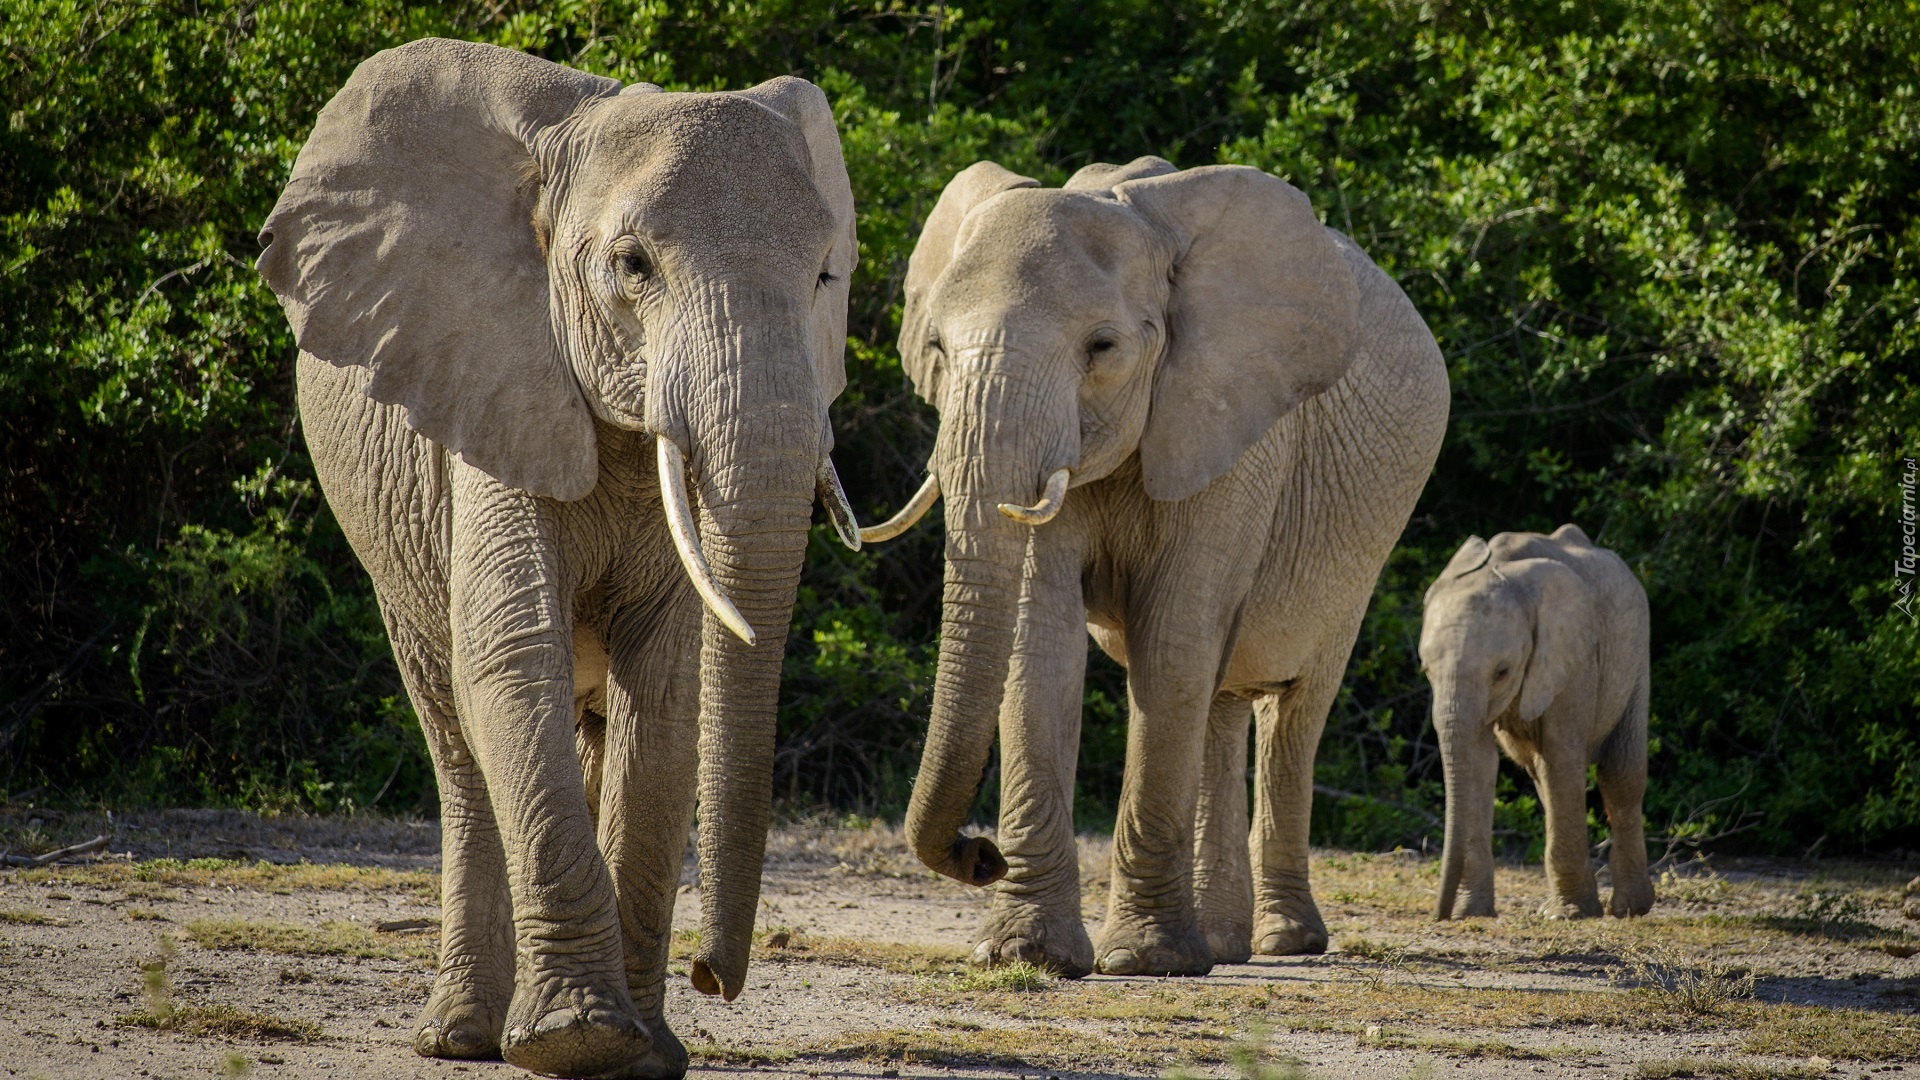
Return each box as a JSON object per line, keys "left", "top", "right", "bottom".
{"left": 1194, "top": 694, "right": 1254, "bottom": 965}
{"left": 1249, "top": 643, "right": 1351, "bottom": 957}
{"left": 1596, "top": 690, "right": 1653, "bottom": 917}
{"left": 385, "top": 616, "right": 514, "bottom": 1062}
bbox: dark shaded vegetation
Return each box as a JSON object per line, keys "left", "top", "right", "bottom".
{"left": 3, "top": 0, "right": 1915, "bottom": 853}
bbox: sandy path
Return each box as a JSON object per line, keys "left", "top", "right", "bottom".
{"left": 0, "top": 810, "right": 1914, "bottom": 1079}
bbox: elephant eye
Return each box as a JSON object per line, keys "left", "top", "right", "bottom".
{"left": 618, "top": 250, "right": 651, "bottom": 279}
{"left": 818, "top": 270, "right": 837, "bottom": 287}
{"left": 1088, "top": 337, "right": 1117, "bottom": 355}
{"left": 1495, "top": 665, "right": 1511, "bottom": 680}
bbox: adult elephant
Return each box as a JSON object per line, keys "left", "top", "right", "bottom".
{"left": 258, "top": 39, "right": 861, "bottom": 1078}
{"left": 864, "top": 157, "right": 1448, "bottom": 977}
{"left": 1420, "top": 526, "right": 1654, "bottom": 922}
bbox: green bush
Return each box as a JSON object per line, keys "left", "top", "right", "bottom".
{"left": 3, "top": 0, "right": 1914, "bottom": 855}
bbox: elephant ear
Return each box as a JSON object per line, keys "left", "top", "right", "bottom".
{"left": 1513, "top": 558, "right": 1596, "bottom": 722}
{"left": 1425, "top": 535, "right": 1492, "bottom": 606}
{"left": 256, "top": 38, "right": 618, "bottom": 501}
{"left": 1063, "top": 155, "right": 1178, "bottom": 192}
{"left": 737, "top": 76, "right": 857, "bottom": 405}
{"left": 1114, "top": 166, "right": 1360, "bottom": 502}
{"left": 900, "top": 161, "right": 1038, "bottom": 402}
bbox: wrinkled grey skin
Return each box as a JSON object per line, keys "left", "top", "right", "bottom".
{"left": 257, "top": 39, "right": 854, "bottom": 1079}
{"left": 895, "top": 157, "right": 1449, "bottom": 977}
{"left": 1419, "top": 526, "right": 1654, "bottom": 922}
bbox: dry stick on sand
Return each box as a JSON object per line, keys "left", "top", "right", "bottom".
{"left": 1, "top": 834, "right": 109, "bottom": 868}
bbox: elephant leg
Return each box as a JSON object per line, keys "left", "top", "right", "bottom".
{"left": 1596, "top": 692, "right": 1653, "bottom": 917}
{"left": 976, "top": 531, "right": 1092, "bottom": 976}
{"left": 1193, "top": 694, "right": 1254, "bottom": 965}
{"left": 1249, "top": 648, "right": 1345, "bottom": 956}
{"left": 1093, "top": 621, "right": 1223, "bottom": 977}
{"left": 595, "top": 597, "right": 702, "bottom": 1080}
{"left": 448, "top": 468, "right": 648, "bottom": 1078}
{"left": 1533, "top": 748, "right": 1603, "bottom": 919}
{"left": 388, "top": 617, "right": 515, "bottom": 1062}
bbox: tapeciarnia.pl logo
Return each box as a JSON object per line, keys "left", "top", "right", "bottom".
{"left": 1897, "top": 456, "right": 1917, "bottom": 623}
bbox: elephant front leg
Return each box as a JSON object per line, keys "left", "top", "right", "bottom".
{"left": 1249, "top": 649, "right": 1344, "bottom": 956}
{"left": 1532, "top": 750, "right": 1603, "bottom": 919}
{"left": 1193, "top": 694, "right": 1254, "bottom": 965}
{"left": 387, "top": 622, "right": 514, "bottom": 1061}
{"left": 449, "top": 470, "right": 649, "bottom": 1078}
{"left": 1094, "top": 631, "right": 1221, "bottom": 977}
{"left": 596, "top": 600, "right": 703, "bottom": 1079}
{"left": 977, "top": 533, "right": 1094, "bottom": 977}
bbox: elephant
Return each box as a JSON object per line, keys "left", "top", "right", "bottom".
{"left": 1419, "top": 525, "right": 1655, "bottom": 921}
{"left": 859, "top": 156, "right": 1450, "bottom": 976}
{"left": 256, "top": 39, "right": 862, "bottom": 1078}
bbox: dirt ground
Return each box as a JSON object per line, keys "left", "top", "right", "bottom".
{"left": 0, "top": 809, "right": 1916, "bottom": 1080}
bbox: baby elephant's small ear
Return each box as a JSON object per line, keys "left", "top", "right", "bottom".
{"left": 1425, "top": 535, "right": 1492, "bottom": 605}
{"left": 257, "top": 38, "right": 618, "bottom": 501}
{"left": 1116, "top": 166, "right": 1359, "bottom": 502}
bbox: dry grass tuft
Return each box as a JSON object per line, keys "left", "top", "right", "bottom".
{"left": 119, "top": 1001, "right": 321, "bottom": 1041}
{"left": 935, "top": 960, "right": 1051, "bottom": 993}
{"left": 22, "top": 859, "right": 437, "bottom": 896}
{"left": 184, "top": 917, "right": 437, "bottom": 965}
{"left": 1618, "top": 944, "right": 1755, "bottom": 1015}
{"left": 0, "top": 907, "right": 66, "bottom": 926}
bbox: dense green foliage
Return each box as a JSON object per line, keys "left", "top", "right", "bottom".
{"left": 4, "top": 0, "right": 1915, "bottom": 853}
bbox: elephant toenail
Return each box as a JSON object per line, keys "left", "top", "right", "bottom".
{"left": 534, "top": 1009, "right": 579, "bottom": 1035}
{"left": 1100, "top": 948, "right": 1140, "bottom": 974}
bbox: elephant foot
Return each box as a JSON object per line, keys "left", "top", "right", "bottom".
{"left": 1538, "top": 895, "right": 1604, "bottom": 920}
{"left": 1252, "top": 910, "right": 1328, "bottom": 956}
{"left": 608, "top": 1020, "right": 687, "bottom": 1080}
{"left": 413, "top": 979, "right": 508, "bottom": 1060}
{"left": 1094, "top": 920, "right": 1213, "bottom": 977}
{"left": 1608, "top": 876, "right": 1655, "bottom": 918}
{"left": 501, "top": 979, "right": 650, "bottom": 1079}
{"left": 1203, "top": 923, "right": 1254, "bottom": 966}
{"left": 971, "top": 902, "right": 1094, "bottom": 978}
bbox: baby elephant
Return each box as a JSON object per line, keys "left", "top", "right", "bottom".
{"left": 1419, "top": 525, "right": 1655, "bottom": 920}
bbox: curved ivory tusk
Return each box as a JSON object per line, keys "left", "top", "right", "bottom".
{"left": 999, "top": 468, "right": 1071, "bottom": 526}
{"left": 859, "top": 473, "right": 941, "bottom": 544}
{"left": 816, "top": 457, "right": 862, "bottom": 552}
{"left": 657, "top": 436, "right": 757, "bottom": 646}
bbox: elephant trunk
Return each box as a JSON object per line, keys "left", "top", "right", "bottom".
{"left": 1434, "top": 677, "right": 1499, "bottom": 920}
{"left": 904, "top": 371, "right": 1064, "bottom": 887}
{"left": 673, "top": 306, "right": 822, "bottom": 1002}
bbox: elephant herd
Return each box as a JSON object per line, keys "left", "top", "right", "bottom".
{"left": 255, "top": 39, "right": 1654, "bottom": 1080}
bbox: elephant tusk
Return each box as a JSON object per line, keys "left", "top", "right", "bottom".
{"left": 858, "top": 473, "right": 941, "bottom": 544}
{"left": 657, "top": 436, "right": 757, "bottom": 646}
{"left": 998, "top": 468, "right": 1070, "bottom": 526}
{"left": 815, "top": 456, "right": 863, "bottom": 551}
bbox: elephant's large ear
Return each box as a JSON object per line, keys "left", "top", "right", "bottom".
{"left": 256, "top": 38, "right": 618, "bottom": 501}
{"left": 1115, "top": 166, "right": 1360, "bottom": 502}
{"left": 1425, "top": 535, "right": 1491, "bottom": 606}
{"left": 1513, "top": 558, "right": 1596, "bottom": 722}
{"left": 737, "top": 77, "right": 857, "bottom": 405}
{"left": 900, "top": 161, "right": 1038, "bottom": 401}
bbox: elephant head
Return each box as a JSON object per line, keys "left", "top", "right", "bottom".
{"left": 874, "top": 157, "right": 1361, "bottom": 886}
{"left": 1419, "top": 534, "right": 1596, "bottom": 919}
{"left": 255, "top": 39, "right": 857, "bottom": 999}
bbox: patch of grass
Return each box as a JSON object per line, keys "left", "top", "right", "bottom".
{"left": 1740, "top": 1006, "right": 1920, "bottom": 1061}
{"left": 0, "top": 908, "right": 66, "bottom": 926}
{"left": 939, "top": 961, "right": 1051, "bottom": 993}
{"left": 1618, "top": 945, "right": 1756, "bottom": 1015}
{"left": 1358, "top": 1024, "right": 1550, "bottom": 1059}
{"left": 118, "top": 1002, "right": 320, "bottom": 1041}
{"left": 1336, "top": 934, "right": 1401, "bottom": 961}
{"left": 21, "top": 859, "right": 437, "bottom": 897}
{"left": 184, "top": 917, "right": 437, "bottom": 966}
{"left": 125, "top": 907, "right": 169, "bottom": 921}
{"left": 1633, "top": 1061, "right": 1826, "bottom": 1079}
